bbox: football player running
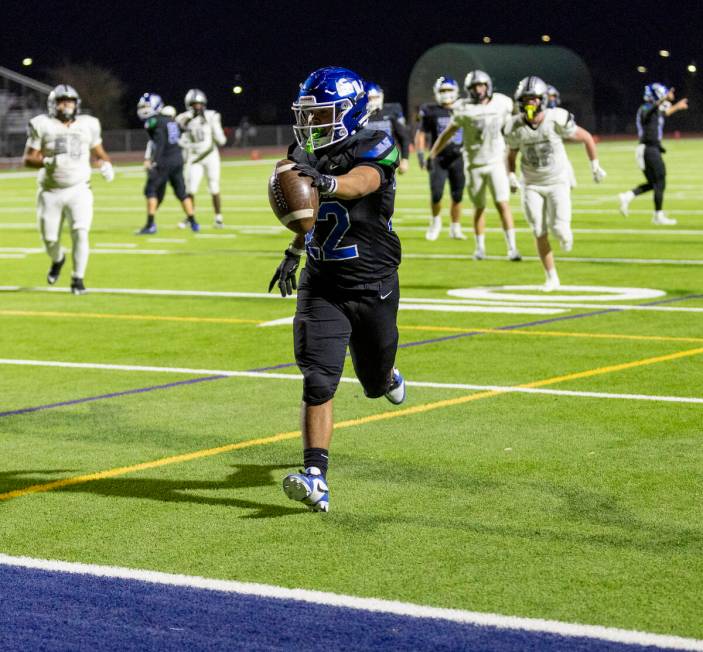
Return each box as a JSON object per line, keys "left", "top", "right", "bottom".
{"left": 429, "top": 70, "right": 521, "bottom": 261}
{"left": 415, "top": 77, "right": 467, "bottom": 240}
{"left": 504, "top": 76, "right": 607, "bottom": 291}
{"left": 176, "top": 89, "right": 228, "bottom": 228}
{"left": 365, "top": 82, "right": 410, "bottom": 174}
{"left": 269, "top": 67, "right": 404, "bottom": 513}
{"left": 24, "top": 84, "right": 114, "bottom": 295}
{"left": 618, "top": 83, "right": 688, "bottom": 225}
{"left": 136, "top": 93, "right": 198, "bottom": 234}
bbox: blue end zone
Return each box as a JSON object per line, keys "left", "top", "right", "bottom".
{"left": 0, "top": 565, "right": 668, "bottom": 651}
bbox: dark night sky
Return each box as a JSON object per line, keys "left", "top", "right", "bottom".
{"left": 3, "top": 0, "right": 702, "bottom": 126}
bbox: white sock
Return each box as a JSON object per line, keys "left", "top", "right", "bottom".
{"left": 44, "top": 240, "right": 63, "bottom": 263}
{"left": 475, "top": 234, "right": 485, "bottom": 250}
{"left": 71, "top": 229, "right": 89, "bottom": 278}
{"left": 623, "top": 190, "right": 635, "bottom": 202}
{"left": 546, "top": 267, "right": 559, "bottom": 282}
{"left": 430, "top": 215, "right": 441, "bottom": 226}
{"left": 503, "top": 228, "right": 517, "bottom": 251}
{"left": 215, "top": 213, "right": 223, "bottom": 222}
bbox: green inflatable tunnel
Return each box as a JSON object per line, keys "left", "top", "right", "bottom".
{"left": 408, "top": 43, "right": 595, "bottom": 130}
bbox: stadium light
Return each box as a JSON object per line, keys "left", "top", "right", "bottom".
{"left": 637, "top": 66, "right": 648, "bottom": 73}
{"left": 232, "top": 85, "right": 243, "bottom": 95}
{"left": 482, "top": 36, "right": 491, "bottom": 44}
{"left": 688, "top": 63, "right": 697, "bottom": 73}
{"left": 541, "top": 34, "right": 551, "bottom": 43}
{"left": 22, "top": 57, "right": 33, "bottom": 67}
{"left": 659, "top": 50, "right": 670, "bottom": 58}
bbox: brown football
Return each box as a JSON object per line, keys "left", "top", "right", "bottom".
{"left": 268, "top": 159, "right": 319, "bottom": 235}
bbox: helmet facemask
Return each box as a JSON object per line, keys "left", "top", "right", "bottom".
{"left": 48, "top": 85, "right": 80, "bottom": 122}
{"left": 436, "top": 86, "right": 458, "bottom": 106}
{"left": 367, "top": 90, "right": 384, "bottom": 113}
{"left": 520, "top": 95, "right": 543, "bottom": 122}
{"left": 292, "top": 97, "right": 353, "bottom": 152}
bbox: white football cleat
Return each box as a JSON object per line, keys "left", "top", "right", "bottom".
{"left": 652, "top": 211, "right": 677, "bottom": 226}
{"left": 507, "top": 249, "right": 522, "bottom": 261}
{"left": 449, "top": 224, "right": 467, "bottom": 240}
{"left": 282, "top": 467, "right": 329, "bottom": 512}
{"left": 385, "top": 368, "right": 406, "bottom": 405}
{"left": 542, "top": 277, "right": 561, "bottom": 292}
{"left": 425, "top": 217, "right": 442, "bottom": 241}
{"left": 177, "top": 220, "right": 188, "bottom": 230}
{"left": 214, "top": 215, "right": 224, "bottom": 229}
{"left": 472, "top": 248, "right": 486, "bottom": 261}
{"left": 618, "top": 192, "right": 633, "bottom": 217}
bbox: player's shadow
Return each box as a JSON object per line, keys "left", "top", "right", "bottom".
{"left": 0, "top": 465, "right": 304, "bottom": 519}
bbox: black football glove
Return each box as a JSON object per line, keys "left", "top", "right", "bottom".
{"left": 417, "top": 151, "right": 426, "bottom": 170}
{"left": 293, "top": 163, "right": 338, "bottom": 196}
{"left": 268, "top": 248, "right": 301, "bottom": 297}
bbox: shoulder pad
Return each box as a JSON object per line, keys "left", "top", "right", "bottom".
{"left": 355, "top": 131, "right": 398, "bottom": 165}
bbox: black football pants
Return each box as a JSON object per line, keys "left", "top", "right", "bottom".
{"left": 430, "top": 156, "right": 465, "bottom": 204}
{"left": 293, "top": 270, "right": 399, "bottom": 406}
{"left": 633, "top": 145, "right": 666, "bottom": 211}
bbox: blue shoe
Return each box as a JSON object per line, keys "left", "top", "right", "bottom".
{"left": 385, "top": 368, "right": 406, "bottom": 405}
{"left": 136, "top": 224, "right": 156, "bottom": 235}
{"left": 189, "top": 220, "right": 200, "bottom": 232}
{"left": 283, "top": 467, "right": 329, "bottom": 512}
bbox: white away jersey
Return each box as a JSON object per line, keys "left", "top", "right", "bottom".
{"left": 449, "top": 93, "right": 513, "bottom": 168}
{"left": 26, "top": 114, "right": 102, "bottom": 189}
{"left": 176, "top": 109, "right": 227, "bottom": 158}
{"left": 503, "top": 108, "right": 578, "bottom": 186}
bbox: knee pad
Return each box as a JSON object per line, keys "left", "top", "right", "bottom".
{"left": 301, "top": 370, "right": 339, "bottom": 406}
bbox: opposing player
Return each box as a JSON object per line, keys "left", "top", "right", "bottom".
{"left": 365, "top": 82, "right": 410, "bottom": 174}
{"left": 430, "top": 70, "right": 520, "bottom": 261}
{"left": 415, "top": 77, "right": 467, "bottom": 240}
{"left": 23, "top": 84, "right": 114, "bottom": 295}
{"left": 546, "top": 85, "right": 561, "bottom": 109}
{"left": 618, "top": 83, "right": 688, "bottom": 225}
{"left": 135, "top": 93, "right": 198, "bottom": 234}
{"left": 176, "top": 89, "right": 228, "bottom": 228}
{"left": 504, "top": 76, "right": 606, "bottom": 291}
{"left": 269, "top": 67, "right": 404, "bottom": 513}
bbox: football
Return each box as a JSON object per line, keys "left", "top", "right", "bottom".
{"left": 268, "top": 159, "right": 319, "bottom": 234}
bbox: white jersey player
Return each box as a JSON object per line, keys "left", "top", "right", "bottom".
{"left": 23, "top": 84, "right": 114, "bottom": 294}
{"left": 504, "top": 76, "right": 606, "bottom": 291}
{"left": 430, "top": 70, "right": 520, "bottom": 261}
{"left": 176, "top": 89, "right": 227, "bottom": 228}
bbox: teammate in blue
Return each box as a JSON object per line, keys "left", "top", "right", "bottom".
{"left": 415, "top": 76, "right": 467, "bottom": 240}
{"left": 618, "top": 83, "right": 688, "bottom": 225}
{"left": 269, "top": 67, "right": 405, "bottom": 513}
{"left": 365, "top": 82, "right": 410, "bottom": 174}
{"left": 135, "top": 93, "right": 198, "bottom": 234}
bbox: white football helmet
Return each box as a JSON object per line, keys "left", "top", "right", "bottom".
{"left": 47, "top": 84, "right": 80, "bottom": 121}
{"left": 433, "top": 77, "right": 459, "bottom": 106}
{"left": 185, "top": 88, "right": 208, "bottom": 114}
{"left": 366, "top": 82, "right": 384, "bottom": 113}
{"left": 464, "top": 70, "right": 493, "bottom": 103}
{"left": 160, "top": 105, "right": 177, "bottom": 118}
{"left": 137, "top": 93, "right": 164, "bottom": 121}
{"left": 514, "top": 76, "right": 549, "bottom": 121}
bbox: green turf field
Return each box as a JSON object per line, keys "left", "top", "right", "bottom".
{"left": 0, "top": 139, "right": 701, "bottom": 639}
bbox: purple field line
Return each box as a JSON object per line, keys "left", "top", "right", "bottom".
{"left": 2, "top": 294, "right": 699, "bottom": 418}
{"left": 0, "top": 375, "right": 227, "bottom": 418}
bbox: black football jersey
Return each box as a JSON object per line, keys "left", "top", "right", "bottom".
{"left": 287, "top": 129, "right": 401, "bottom": 289}
{"left": 365, "top": 103, "right": 410, "bottom": 158}
{"left": 418, "top": 103, "right": 462, "bottom": 163}
{"left": 144, "top": 114, "right": 183, "bottom": 165}
{"left": 636, "top": 103, "right": 665, "bottom": 146}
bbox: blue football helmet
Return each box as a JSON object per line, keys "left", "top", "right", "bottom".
{"left": 433, "top": 76, "right": 459, "bottom": 105}
{"left": 546, "top": 84, "right": 561, "bottom": 108}
{"left": 292, "top": 66, "right": 369, "bottom": 152}
{"left": 137, "top": 93, "right": 164, "bottom": 121}
{"left": 644, "top": 83, "right": 669, "bottom": 103}
{"left": 366, "top": 81, "right": 384, "bottom": 113}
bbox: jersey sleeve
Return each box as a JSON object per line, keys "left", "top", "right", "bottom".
{"left": 353, "top": 131, "right": 399, "bottom": 183}
{"left": 419, "top": 104, "right": 433, "bottom": 133}
{"left": 502, "top": 119, "right": 519, "bottom": 149}
{"left": 553, "top": 108, "right": 577, "bottom": 138}
{"left": 210, "top": 111, "right": 227, "bottom": 146}
{"left": 390, "top": 117, "right": 410, "bottom": 158}
{"left": 26, "top": 117, "right": 43, "bottom": 150}
{"left": 89, "top": 117, "right": 102, "bottom": 148}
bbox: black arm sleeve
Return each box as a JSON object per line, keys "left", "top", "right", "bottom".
{"left": 391, "top": 117, "right": 410, "bottom": 159}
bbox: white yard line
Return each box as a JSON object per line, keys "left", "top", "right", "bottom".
{"left": 0, "top": 554, "right": 700, "bottom": 650}
{"left": 1, "top": 359, "right": 701, "bottom": 405}
{"left": 404, "top": 252, "right": 703, "bottom": 266}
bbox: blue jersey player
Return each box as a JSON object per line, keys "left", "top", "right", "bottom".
{"left": 365, "top": 82, "right": 410, "bottom": 174}
{"left": 268, "top": 67, "right": 405, "bottom": 512}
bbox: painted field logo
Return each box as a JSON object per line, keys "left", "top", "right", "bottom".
{"left": 447, "top": 286, "right": 666, "bottom": 303}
